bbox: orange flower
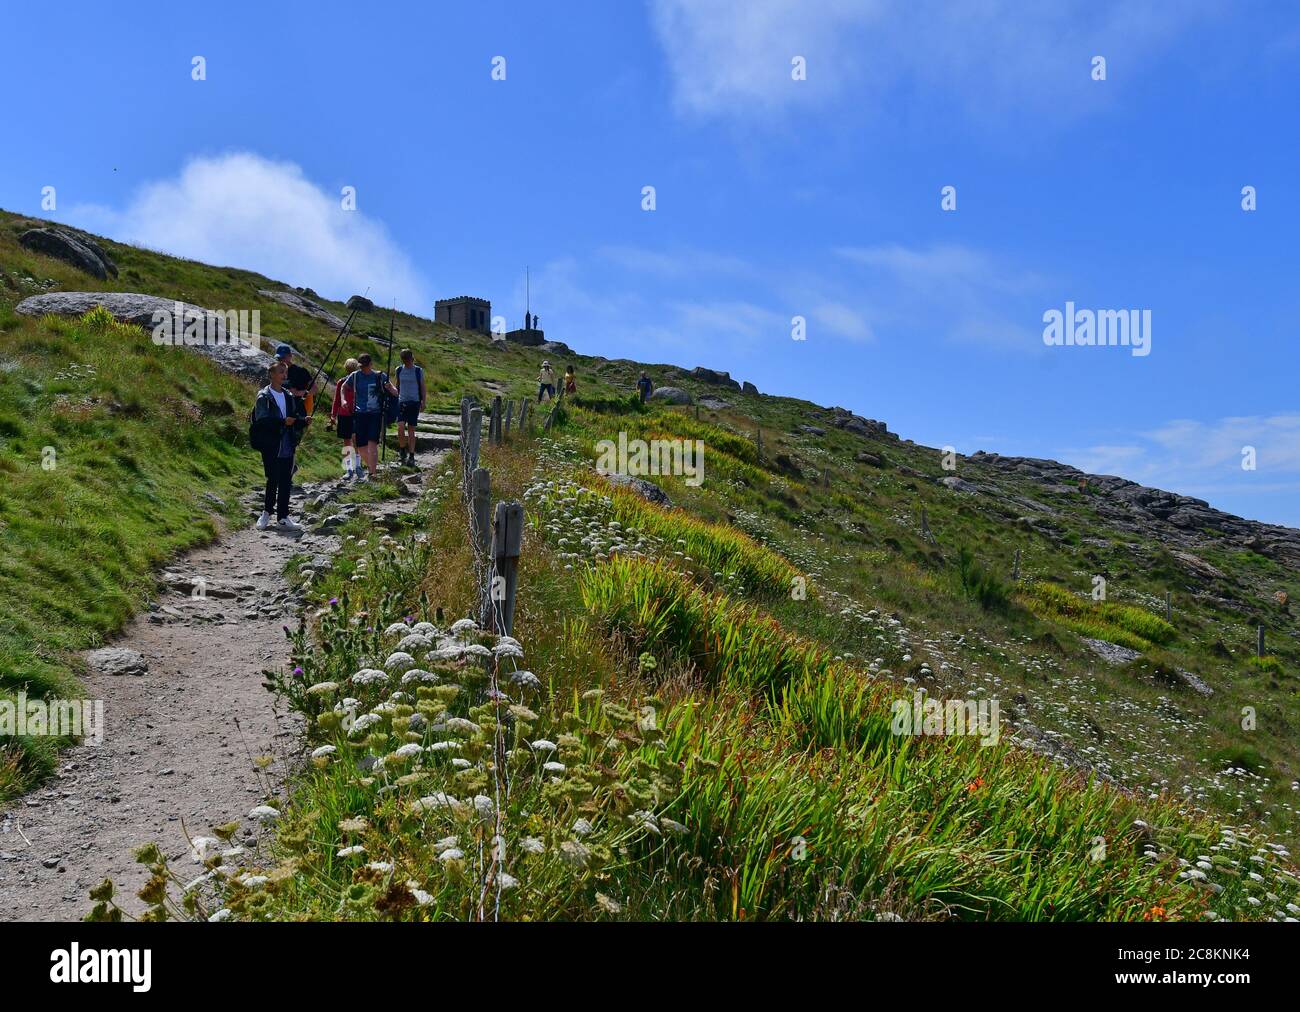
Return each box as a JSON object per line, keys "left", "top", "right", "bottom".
{"left": 1143, "top": 905, "right": 1167, "bottom": 921}
{"left": 965, "top": 776, "right": 985, "bottom": 793}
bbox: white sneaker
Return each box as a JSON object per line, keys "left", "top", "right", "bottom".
{"left": 278, "top": 516, "right": 303, "bottom": 531}
{"left": 256, "top": 511, "right": 271, "bottom": 530}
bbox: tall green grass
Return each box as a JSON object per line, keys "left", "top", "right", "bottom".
{"left": 1019, "top": 581, "right": 1176, "bottom": 651}
{"left": 580, "top": 474, "right": 802, "bottom": 597}
{"left": 581, "top": 556, "right": 1294, "bottom": 921}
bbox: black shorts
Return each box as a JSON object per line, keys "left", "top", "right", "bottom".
{"left": 337, "top": 415, "right": 354, "bottom": 440}
{"left": 398, "top": 402, "right": 420, "bottom": 425}
{"left": 353, "top": 413, "right": 382, "bottom": 447}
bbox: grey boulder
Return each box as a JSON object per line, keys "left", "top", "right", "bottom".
{"left": 599, "top": 472, "right": 672, "bottom": 508}
{"left": 258, "top": 289, "right": 345, "bottom": 329}
{"left": 19, "top": 228, "right": 118, "bottom": 280}
{"left": 649, "top": 386, "right": 693, "bottom": 405}
{"left": 15, "top": 292, "right": 275, "bottom": 384}
{"left": 84, "top": 647, "right": 147, "bottom": 677}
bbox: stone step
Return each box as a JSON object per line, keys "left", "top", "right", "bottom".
{"left": 388, "top": 432, "right": 459, "bottom": 452}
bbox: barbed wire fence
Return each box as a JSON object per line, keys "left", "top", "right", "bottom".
{"left": 457, "top": 394, "right": 529, "bottom": 922}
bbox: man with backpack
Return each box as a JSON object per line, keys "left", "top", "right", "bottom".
{"left": 250, "top": 360, "right": 311, "bottom": 530}
{"left": 394, "top": 348, "right": 426, "bottom": 467}
{"left": 636, "top": 372, "right": 653, "bottom": 403}
{"left": 277, "top": 343, "right": 316, "bottom": 416}
{"left": 344, "top": 352, "right": 397, "bottom": 482}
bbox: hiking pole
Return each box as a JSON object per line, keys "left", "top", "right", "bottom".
{"left": 308, "top": 286, "right": 369, "bottom": 419}
{"left": 381, "top": 305, "right": 395, "bottom": 463}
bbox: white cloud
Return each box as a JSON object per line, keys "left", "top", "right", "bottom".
{"left": 649, "top": 0, "right": 1219, "bottom": 124}
{"left": 1142, "top": 415, "right": 1300, "bottom": 473}
{"left": 836, "top": 241, "right": 1045, "bottom": 350}
{"left": 65, "top": 152, "right": 429, "bottom": 311}
{"left": 1057, "top": 415, "right": 1300, "bottom": 514}
{"left": 810, "top": 301, "right": 873, "bottom": 342}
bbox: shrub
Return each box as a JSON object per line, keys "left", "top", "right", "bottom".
{"left": 956, "top": 546, "right": 1010, "bottom": 610}
{"left": 1246, "top": 654, "right": 1284, "bottom": 675}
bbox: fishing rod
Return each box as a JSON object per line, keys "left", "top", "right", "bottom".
{"left": 308, "top": 286, "right": 369, "bottom": 419}
{"left": 381, "top": 304, "right": 395, "bottom": 462}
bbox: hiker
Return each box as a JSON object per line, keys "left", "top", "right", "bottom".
{"left": 329, "top": 356, "right": 361, "bottom": 478}
{"left": 636, "top": 372, "right": 653, "bottom": 403}
{"left": 345, "top": 352, "right": 397, "bottom": 481}
{"left": 537, "top": 361, "right": 556, "bottom": 402}
{"left": 277, "top": 343, "right": 316, "bottom": 416}
{"left": 563, "top": 365, "right": 577, "bottom": 396}
{"left": 395, "top": 348, "right": 426, "bottom": 467}
{"left": 251, "top": 360, "right": 311, "bottom": 530}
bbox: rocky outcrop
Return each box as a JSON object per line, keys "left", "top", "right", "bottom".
{"left": 829, "top": 408, "right": 891, "bottom": 439}
{"left": 539, "top": 341, "right": 572, "bottom": 356}
{"left": 20, "top": 228, "right": 118, "bottom": 280}
{"left": 742, "top": 381, "right": 759, "bottom": 395}
{"left": 691, "top": 367, "right": 741, "bottom": 390}
{"left": 347, "top": 295, "right": 376, "bottom": 312}
{"left": 15, "top": 292, "right": 274, "bottom": 384}
{"left": 649, "top": 386, "right": 692, "bottom": 405}
{"left": 258, "top": 289, "right": 345, "bottom": 329}
{"left": 939, "top": 476, "right": 979, "bottom": 494}
{"left": 969, "top": 450, "right": 1300, "bottom": 567}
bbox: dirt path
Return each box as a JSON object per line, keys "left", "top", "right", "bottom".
{"left": 0, "top": 446, "right": 448, "bottom": 921}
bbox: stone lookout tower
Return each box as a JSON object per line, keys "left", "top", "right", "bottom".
{"left": 435, "top": 296, "right": 491, "bottom": 335}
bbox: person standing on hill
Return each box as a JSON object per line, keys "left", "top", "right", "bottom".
{"left": 636, "top": 372, "right": 653, "bottom": 403}
{"left": 345, "top": 352, "right": 397, "bottom": 482}
{"left": 277, "top": 343, "right": 316, "bottom": 416}
{"left": 330, "top": 356, "right": 361, "bottom": 479}
{"left": 394, "top": 348, "right": 426, "bottom": 468}
{"left": 537, "top": 361, "right": 556, "bottom": 402}
{"left": 251, "top": 360, "right": 311, "bottom": 530}
{"left": 563, "top": 365, "right": 577, "bottom": 396}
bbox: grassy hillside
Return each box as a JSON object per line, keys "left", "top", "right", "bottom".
{"left": 2, "top": 210, "right": 1297, "bottom": 920}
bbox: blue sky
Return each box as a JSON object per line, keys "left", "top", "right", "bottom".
{"left": 3, "top": 1, "right": 1299, "bottom": 525}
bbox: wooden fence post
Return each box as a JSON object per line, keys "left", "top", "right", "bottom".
{"left": 1257, "top": 624, "right": 1265, "bottom": 657}
{"left": 518, "top": 400, "right": 529, "bottom": 433}
{"left": 1012, "top": 548, "right": 1021, "bottom": 582}
{"left": 459, "top": 397, "right": 471, "bottom": 488}
{"left": 1165, "top": 591, "right": 1172, "bottom": 623}
{"left": 920, "top": 506, "right": 934, "bottom": 544}
{"left": 488, "top": 501, "right": 524, "bottom": 636}
{"left": 491, "top": 396, "right": 503, "bottom": 445}
{"left": 544, "top": 389, "right": 564, "bottom": 432}
{"left": 504, "top": 398, "right": 515, "bottom": 438}
{"left": 471, "top": 468, "right": 492, "bottom": 558}
{"left": 464, "top": 406, "right": 483, "bottom": 492}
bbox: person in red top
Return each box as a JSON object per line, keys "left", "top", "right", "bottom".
{"left": 330, "top": 357, "right": 361, "bottom": 479}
